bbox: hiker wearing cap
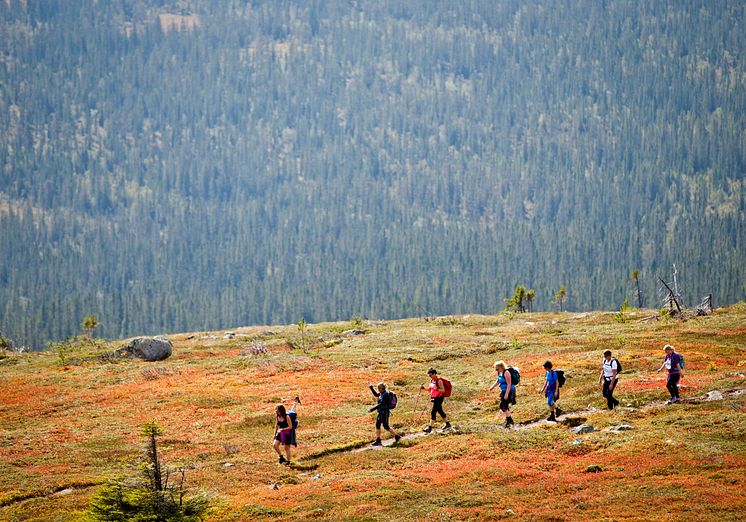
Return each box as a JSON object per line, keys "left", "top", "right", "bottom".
{"left": 657, "top": 344, "right": 683, "bottom": 403}
{"left": 540, "top": 361, "right": 562, "bottom": 421}
{"left": 599, "top": 350, "right": 620, "bottom": 410}
{"left": 368, "top": 382, "right": 401, "bottom": 446}
{"left": 420, "top": 368, "right": 450, "bottom": 433}
{"left": 273, "top": 397, "right": 299, "bottom": 465}
{"left": 490, "top": 360, "right": 515, "bottom": 428}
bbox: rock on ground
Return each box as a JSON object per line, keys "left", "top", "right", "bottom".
{"left": 608, "top": 425, "right": 634, "bottom": 431}
{"left": 115, "top": 337, "right": 173, "bottom": 361}
{"left": 571, "top": 424, "right": 595, "bottom": 434}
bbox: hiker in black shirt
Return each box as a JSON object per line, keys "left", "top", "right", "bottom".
{"left": 369, "top": 382, "right": 401, "bottom": 446}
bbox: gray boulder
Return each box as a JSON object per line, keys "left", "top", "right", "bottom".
{"left": 116, "top": 337, "right": 173, "bottom": 361}
{"left": 571, "top": 424, "right": 595, "bottom": 434}
{"left": 608, "top": 424, "right": 634, "bottom": 432}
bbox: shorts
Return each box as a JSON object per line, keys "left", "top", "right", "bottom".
{"left": 275, "top": 430, "right": 292, "bottom": 445}
{"left": 376, "top": 409, "right": 391, "bottom": 430}
{"left": 499, "top": 389, "right": 516, "bottom": 412}
{"left": 547, "top": 392, "right": 556, "bottom": 408}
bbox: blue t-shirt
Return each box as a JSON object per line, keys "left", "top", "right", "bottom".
{"left": 545, "top": 370, "right": 558, "bottom": 396}
{"left": 498, "top": 372, "right": 516, "bottom": 393}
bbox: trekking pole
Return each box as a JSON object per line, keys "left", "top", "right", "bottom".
{"left": 415, "top": 385, "right": 430, "bottom": 424}
{"left": 412, "top": 387, "right": 423, "bottom": 416}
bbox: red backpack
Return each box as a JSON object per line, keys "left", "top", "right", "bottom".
{"left": 439, "top": 378, "right": 452, "bottom": 398}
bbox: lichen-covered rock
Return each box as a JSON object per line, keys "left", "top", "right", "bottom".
{"left": 116, "top": 337, "right": 173, "bottom": 361}
{"left": 571, "top": 424, "right": 595, "bottom": 434}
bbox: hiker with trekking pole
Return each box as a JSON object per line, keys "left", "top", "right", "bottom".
{"left": 368, "top": 382, "right": 401, "bottom": 446}
{"left": 490, "top": 360, "right": 517, "bottom": 428}
{"left": 420, "top": 368, "right": 451, "bottom": 433}
{"left": 272, "top": 396, "right": 300, "bottom": 465}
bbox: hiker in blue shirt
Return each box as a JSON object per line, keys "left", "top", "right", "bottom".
{"left": 539, "top": 361, "right": 562, "bottom": 422}
{"left": 489, "top": 360, "right": 516, "bottom": 428}
{"left": 368, "top": 383, "right": 401, "bottom": 446}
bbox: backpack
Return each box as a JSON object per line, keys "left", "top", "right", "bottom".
{"left": 507, "top": 367, "right": 521, "bottom": 385}
{"left": 287, "top": 411, "right": 299, "bottom": 429}
{"left": 612, "top": 358, "right": 622, "bottom": 374}
{"left": 439, "top": 378, "right": 452, "bottom": 397}
{"left": 554, "top": 370, "right": 566, "bottom": 388}
{"left": 675, "top": 353, "right": 684, "bottom": 369}
{"left": 386, "top": 391, "right": 398, "bottom": 409}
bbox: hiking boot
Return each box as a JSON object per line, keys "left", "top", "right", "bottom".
{"left": 277, "top": 455, "right": 286, "bottom": 464}
{"left": 555, "top": 406, "right": 564, "bottom": 417}
{"left": 282, "top": 460, "right": 291, "bottom": 466}
{"left": 547, "top": 413, "right": 557, "bottom": 422}
{"left": 371, "top": 439, "right": 383, "bottom": 446}
{"left": 671, "top": 397, "right": 680, "bottom": 403}
{"left": 441, "top": 422, "right": 451, "bottom": 430}
{"left": 423, "top": 426, "right": 433, "bottom": 433}
{"left": 504, "top": 417, "right": 514, "bottom": 428}
{"left": 394, "top": 435, "right": 402, "bottom": 443}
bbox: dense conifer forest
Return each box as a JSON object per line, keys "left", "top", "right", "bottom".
{"left": 1, "top": 0, "right": 744, "bottom": 348}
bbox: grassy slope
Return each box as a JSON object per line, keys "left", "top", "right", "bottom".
{"left": 1, "top": 305, "right": 745, "bottom": 521}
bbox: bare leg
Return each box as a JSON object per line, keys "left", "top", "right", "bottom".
{"left": 273, "top": 440, "right": 283, "bottom": 456}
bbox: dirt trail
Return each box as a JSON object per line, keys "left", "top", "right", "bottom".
{"left": 345, "top": 386, "right": 746, "bottom": 453}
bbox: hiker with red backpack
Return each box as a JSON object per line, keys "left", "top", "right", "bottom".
{"left": 490, "top": 360, "right": 517, "bottom": 428}
{"left": 273, "top": 396, "right": 300, "bottom": 465}
{"left": 420, "top": 368, "right": 451, "bottom": 432}
{"left": 368, "top": 382, "right": 401, "bottom": 446}
{"left": 657, "top": 344, "right": 684, "bottom": 403}
{"left": 599, "top": 350, "right": 620, "bottom": 409}
{"left": 540, "top": 361, "right": 564, "bottom": 421}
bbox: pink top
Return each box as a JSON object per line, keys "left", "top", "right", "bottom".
{"left": 429, "top": 379, "right": 443, "bottom": 398}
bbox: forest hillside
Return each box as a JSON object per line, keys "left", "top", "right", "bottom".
{"left": 1, "top": 1, "right": 744, "bottom": 348}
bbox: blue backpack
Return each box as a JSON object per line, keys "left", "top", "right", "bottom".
{"left": 287, "top": 411, "right": 299, "bottom": 429}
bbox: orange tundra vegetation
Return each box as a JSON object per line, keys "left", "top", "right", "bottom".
{"left": 0, "top": 305, "right": 745, "bottom": 520}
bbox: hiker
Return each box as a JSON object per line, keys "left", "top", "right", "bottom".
{"left": 420, "top": 368, "right": 450, "bottom": 432}
{"left": 489, "top": 360, "right": 515, "bottom": 428}
{"left": 272, "top": 396, "right": 299, "bottom": 465}
{"left": 368, "top": 382, "right": 401, "bottom": 446}
{"left": 540, "top": 361, "right": 562, "bottom": 421}
{"left": 599, "top": 350, "right": 620, "bottom": 409}
{"left": 657, "top": 344, "right": 683, "bottom": 403}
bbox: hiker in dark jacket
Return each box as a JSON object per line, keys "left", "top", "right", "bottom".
{"left": 369, "top": 383, "right": 401, "bottom": 446}
{"left": 657, "top": 344, "right": 683, "bottom": 403}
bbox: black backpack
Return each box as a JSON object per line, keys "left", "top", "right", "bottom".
{"left": 554, "top": 370, "right": 566, "bottom": 388}
{"left": 387, "top": 391, "right": 398, "bottom": 409}
{"left": 613, "top": 358, "right": 622, "bottom": 374}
